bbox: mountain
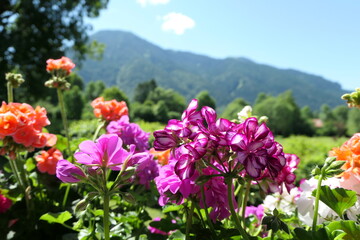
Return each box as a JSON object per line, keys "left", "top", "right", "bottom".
{"left": 77, "top": 30, "right": 347, "bottom": 110}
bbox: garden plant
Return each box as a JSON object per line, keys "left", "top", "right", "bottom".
{"left": 1, "top": 57, "right": 360, "bottom": 239}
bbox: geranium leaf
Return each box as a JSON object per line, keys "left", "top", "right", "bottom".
{"left": 40, "top": 211, "right": 72, "bottom": 224}
{"left": 312, "top": 186, "right": 357, "bottom": 218}
{"left": 325, "top": 220, "right": 360, "bottom": 240}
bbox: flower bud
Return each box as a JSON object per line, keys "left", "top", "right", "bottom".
{"left": 5, "top": 73, "right": 25, "bottom": 88}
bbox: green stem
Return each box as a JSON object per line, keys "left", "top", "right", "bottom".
{"left": 185, "top": 200, "right": 195, "bottom": 240}
{"left": 201, "top": 187, "right": 216, "bottom": 235}
{"left": 226, "top": 178, "right": 249, "bottom": 240}
{"left": 241, "top": 179, "right": 251, "bottom": 229}
{"left": 7, "top": 82, "right": 13, "bottom": 102}
{"left": 57, "top": 88, "right": 72, "bottom": 161}
{"left": 312, "top": 172, "right": 324, "bottom": 231}
{"left": 62, "top": 184, "right": 71, "bottom": 208}
{"left": 236, "top": 183, "right": 244, "bottom": 214}
{"left": 93, "top": 120, "right": 105, "bottom": 141}
{"left": 103, "top": 192, "right": 110, "bottom": 240}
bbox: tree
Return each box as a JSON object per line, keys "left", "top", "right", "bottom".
{"left": 101, "top": 86, "right": 129, "bottom": 104}
{"left": 254, "top": 91, "right": 308, "bottom": 136}
{"left": 133, "top": 79, "right": 157, "bottom": 103}
{"left": 0, "top": 0, "right": 109, "bottom": 102}
{"left": 195, "top": 90, "right": 216, "bottom": 110}
{"left": 221, "top": 98, "right": 249, "bottom": 120}
{"left": 68, "top": 73, "right": 85, "bottom": 90}
{"left": 147, "top": 87, "right": 186, "bottom": 114}
{"left": 85, "top": 80, "right": 106, "bottom": 101}
{"left": 347, "top": 108, "right": 360, "bottom": 135}
{"left": 64, "top": 85, "right": 84, "bottom": 120}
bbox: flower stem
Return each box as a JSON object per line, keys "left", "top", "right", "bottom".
{"left": 103, "top": 192, "right": 110, "bottom": 240}
{"left": 7, "top": 82, "right": 13, "bottom": 102}
{"left": 312, "top": 172, "right": 324, "bottom": 231}
{"left": 57, "top": 88, "right": 72, "bottom": 161}
{"left": 186, "top": 200, "right": 195, "bottom": 240}
{"left": 93, "top": 120, "right": 105, "bottom": 141}
{"left": 62, "top": 184, "right": 71, "bottom": 208}
{"left": 201, "top": 186, "right": 216, "bottom": 235}
{"left": 226, "top": 178, "right": 249, "bottom": 240}
{"left": 241, "top": 179, "right": 251, "bottom": 229}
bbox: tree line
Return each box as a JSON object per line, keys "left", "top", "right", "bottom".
{"left": 32, "top": 76, "right": 359, "bottom": 137}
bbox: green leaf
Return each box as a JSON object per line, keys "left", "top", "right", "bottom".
{"left": 149, "top": 219, "right": 179, "bottom": 232}
{"left": 312, "top": 186, "right": 357, "bottom": 218}
{"left": 162, "top": 205, "right": 184, "bottom": 213}
{"left": 326, "top": 220, "right": 360, "bottom": 240}
{"left": 294, "top": 228, "right": 329, "bottom": 240}
{"left": 40, "top": 211, "right": 72, "bottom": 224}
{"left": 168, "top": 230, "right": 186, "bottom": 240}
{"left": 25, "top": 158, "right": 35, "bottom": 172}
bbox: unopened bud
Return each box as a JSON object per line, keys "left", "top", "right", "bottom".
{"left": 6, "top": 73, "right": 25, "bottom": 88}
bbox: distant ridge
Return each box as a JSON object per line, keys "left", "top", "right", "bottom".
{"left": 77, "top": 30, "right": 347, "bottom": 110}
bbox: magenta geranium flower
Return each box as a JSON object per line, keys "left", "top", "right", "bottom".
{"left": 56, "top": 159, "right": 86, "bottom": 183}
{"left": 0, "top": 193, "right": 12, "bottom": 213}
{"left": 231, "top": 118, "right": 285, "bottom": 178}
{"left": 155, "top": 159, "right": 199, "bottom": 206}
{"left": 74, "top": 134, "right": 134, "bottom": 171}
{"left": 106, "top": 115, "right": 150, "bottom": 152}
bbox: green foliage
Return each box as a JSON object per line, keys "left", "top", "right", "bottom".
{"left": 346, "top": 108, "right": 360, "bottom": 135}
{"left": 101, "top": 86, "right": 129, "bottom": 104}
{"left": 0, "top": 0, "right": 109, "bottom": 102}
{"left": 132, "top": 86, "right": 186, "bottom": 123}
{"left": 221, "top": 98, "right": 249, "bottom": 120}
{"left": 68, "top": 73, "right": 85, "bottom": 90}
{"left": 277, "top": 136, "right": 348, "bottom": 180}
{"left": 254, "top": 91, "right": 312, "bottom": 136}
{"left": 40, "top": 211, "right": 72, "bottom": 225}
{"left": 196, "top": 90, "right": 216, "bottom": 110}
{"left": 326, "top": 220, "right": 360, "bottom": 240}
{"left": 133, "top": 79, "right": 157, "bottom": 103}
{"left": 85, "top": 80, "right": 106, "bottom": 101}
{"left": 64, "top": 86, "right": 85, "bottom": 120}
{"left": 312, "top": 186, "right": 357, "bottom": 218}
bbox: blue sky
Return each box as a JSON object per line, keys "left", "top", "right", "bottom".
{"left": 87, "top": 0, "right": 360, "bottom": 90}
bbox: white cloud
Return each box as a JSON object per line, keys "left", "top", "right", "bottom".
{"left": 136, "top": 0, "right": 170, "bottom": 7}
{"left": 161, "top": 12, "right": 195, "bottom": 35}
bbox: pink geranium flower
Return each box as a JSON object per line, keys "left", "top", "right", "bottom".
{"left": 74, "top": 134, "right": 134, "bottom": 171}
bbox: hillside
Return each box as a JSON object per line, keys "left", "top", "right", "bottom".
{"left": 77, "top": 30, "right": 347, "bottom": 110}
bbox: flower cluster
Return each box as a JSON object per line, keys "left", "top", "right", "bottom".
{"left": 154, "top": 99, "right": 290, "bottom": 221}
{"left": 107, "top": 115, "right": 150, "bottom": 152}
{"left": 35, "top": 148, "right": 63, "bottom": 175}
{"left": 45, "top": 56, "right": 75, "bottom": 89}
{"left": 57, "top": 134, "right": 159, "bottom": 188}
{"left": 329, "top": 133, "right": 360, "bottom": 194}
{"left": 46, "top": 56, "right": 75, "bottom": 76}
{"left": 0, "top": 102, "right": 56, "bottom": 158}
{"left": 91, "top": 97, "right": 128, "bottom": 122}
{"left": 258, "top": 153, "right": 300, "bottom": 194}
{"left": 154, "top": 99, "right": 286, "bottom": 180}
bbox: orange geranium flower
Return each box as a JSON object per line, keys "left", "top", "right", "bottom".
{"left": 0, "top": 102, "right": 57, "bottom": 158}
{"left": 0, "top": 112, "right": 18, "bottom": 137}
{"left": 46, "top": 56, "right": 75, "bottom": 75}
{"left": 330, "top": 133, "right": 360, "bottom": 180}
{"left": 149, "top": 148, "right": 171, "bottom": 165}
{"left": 91, "top": 97, "right": 128, "bottom": 122}
{"left": 35, "top": 148, "right": 63, "bottom": 175}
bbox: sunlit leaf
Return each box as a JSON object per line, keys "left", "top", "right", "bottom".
{"left": 312, "top": 186, "right": 357, "bottom": 218}
{"left": 40, "top": 211, "right": 72, "bottom": 224}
